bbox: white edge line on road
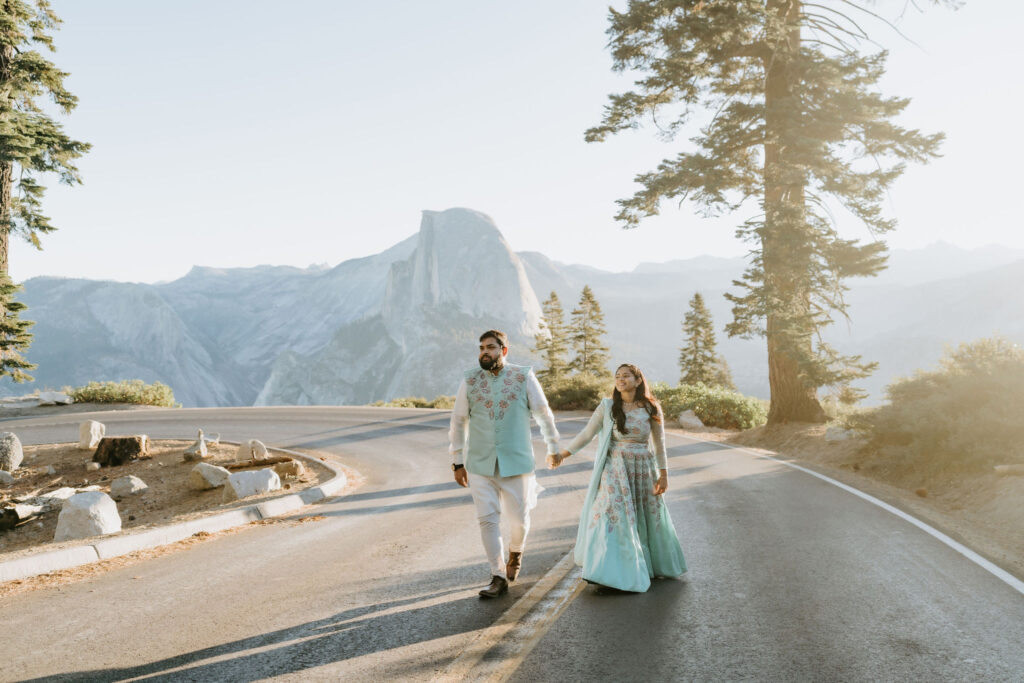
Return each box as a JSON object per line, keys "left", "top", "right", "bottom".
{"left": 675, "top": 431, "right": 1024, "bottom": 597}
{"left": 0, "top": 443, "right": 349, "bottom": 584}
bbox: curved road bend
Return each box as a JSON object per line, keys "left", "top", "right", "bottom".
{"left": 0, "top": 407, "right": 1021, "bottom": 682}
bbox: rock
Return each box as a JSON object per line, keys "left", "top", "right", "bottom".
{"left": 677, "top": 410, "right": 705, "bottom": 430}
{"left": 93, "top": 435, "right": 149, "bottom": 467}
{"left": 79, "top": 421, "right": 106, "bottom": 449}
{"left": 53, "top": 491, "right": 121, "bottom": 541}
{"left": 183, "top": 429, "right": 219, "bottom": 461}
{"left": 26, "top": 487, "right": 80, "bottom": 511}
{"left": 236, "top": 439, "right": 269, "bottom": 461}
{"left": 46, "top": 465, "right": 57, "bottom": 475}
{"left": 273, "top": 460, "right": 305, "bottom": 479}
{"left": 86, "top": 461, "right": 101, "bottom": 472}
{"left": 37, "top": 391, "right": 73, "bottom": 406}
{"left": 110, "top": 475, "right": 148, "bottom": 499}
{"left": 188, "top": 462, "right": 231, "bottom": 491}
{"left": 0, "top": 470, "right": 13, "bottom": 486}
{"left": 223, "top": 468, "right": 281, "bottom": 502}
{"left": 0, "top": 432, "right": 24, "bottom": 472}
{"left": 825, "top": 426, "right": 857, "bottom": 442}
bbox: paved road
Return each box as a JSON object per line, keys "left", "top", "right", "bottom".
{"left": 1, "top": 407, "right": 1023, "bottom": 682}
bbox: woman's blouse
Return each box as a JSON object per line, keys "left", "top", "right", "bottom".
{"left": 566, "top": 402, "right": 668, "bottom": 469}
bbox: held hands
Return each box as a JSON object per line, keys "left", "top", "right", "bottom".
{"left": 653, "top": 470, "right": 668, "bottom": 496}
{"left": 547, "top": 449, "right": 571, "bottom": 469}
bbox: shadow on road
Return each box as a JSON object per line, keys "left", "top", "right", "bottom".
{"left": 18, "top": 581, "right": 507, "bottom": 682}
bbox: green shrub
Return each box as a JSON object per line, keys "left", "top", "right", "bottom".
{"left": 371, "top": 395, "right": 455, "bottom": 409}
{"left": 542, "top": 374, "right": 610, "bottom": 411}
{"left": 854, "top": 337, "right": 1024, "bottom": 473}
{"left": 651, "top": 382, "right": 767, "bottom": 430}
{"left": 68, "top": 380, "right": 178, "bottom": 407}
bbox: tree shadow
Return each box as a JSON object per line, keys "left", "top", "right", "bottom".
{"left": 19, "top": 577, "right": 514, "bottom": 682}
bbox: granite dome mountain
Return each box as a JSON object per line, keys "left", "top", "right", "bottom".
{"left": 9, "top": 208, "right": 1024, "bottom": 407}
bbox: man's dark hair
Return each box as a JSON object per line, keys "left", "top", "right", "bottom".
{"left": 479, "top": 330, "right": 508, "bottom": 348}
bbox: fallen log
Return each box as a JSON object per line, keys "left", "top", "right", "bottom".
{"left": 0, "top": 503, "right": 46, "bottom": 531}
{"left": 224, "top": 455, "right": 293, "bottom": 471}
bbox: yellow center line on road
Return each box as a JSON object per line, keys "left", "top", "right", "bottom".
{"left": 435, "top": 551, "right": 584, "bottom": 683}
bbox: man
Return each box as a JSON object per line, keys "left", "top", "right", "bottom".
{"left": 449, "top": 330, "right": 560, "bottom": 598}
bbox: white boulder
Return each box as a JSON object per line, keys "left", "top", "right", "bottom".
{"left": 0, "top": 432, "right": 23, "bottom": 472}
{"left": 0, "top": 470, "right": 13, "bottom": 485}
{"left": 677, "top": 410, "right": 705, "bottom": 430}
{"left": 274, "top": 460, "right": 305, "bottom": 479}
{"left": 236, "top": 439, "right": 269, "bottom": 460}
{"left": 110, "top": 475, "right": 148, "bottom": 499}
{"left": 86, "top": 461, "right": 101, "bottom": 471}
{"left": 825, "top": 426, "right": 857, "bottom": 442}
{"left": 183, "top": 429, "right": 209, "bottom": 461}
{"left": 33, "top": 487, "right": 79, "bottom": 508}
{"left": 189, "top": 462, "right": 231, "bottom": 491}
{"left": 37, "top": 391, "right": 73, "bottom": 406}
{"left": 53, "top": 491, "right": 121, "bottom": 541}
{"left": 79, "top": 420, "right": 106, "bottom": 449}
{"left": 223, "top": 468, "right": 281, "bottom": 502}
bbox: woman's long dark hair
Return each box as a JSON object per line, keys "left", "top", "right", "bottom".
{"left": 611, "top": 363, "right": 662, "bottom": 434}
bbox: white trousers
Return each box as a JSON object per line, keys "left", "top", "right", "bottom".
{"left": 467, "top": 472, "right": 540, "bottom": 579}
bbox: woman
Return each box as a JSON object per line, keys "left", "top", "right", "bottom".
{"left": 548, "top": 363, "right": 686, "bottom": 592}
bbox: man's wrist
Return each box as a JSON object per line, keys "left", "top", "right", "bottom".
{"left": 452, "top": 463, "right": 465, "bottom": 472}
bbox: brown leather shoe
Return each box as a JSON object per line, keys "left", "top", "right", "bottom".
{"left": 478, "top": 575, "right": 509, "bottom": 599}
{"left": 506, "top": 551, "right": 523, "bottom": 582}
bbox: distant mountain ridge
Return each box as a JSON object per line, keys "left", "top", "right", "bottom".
{"left": 9, "top": 210, "right": 1024, "bottom": 406}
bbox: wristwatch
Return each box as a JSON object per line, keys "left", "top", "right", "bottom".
{"left": 452, "top": 463, "right": 465, "bottom": 472}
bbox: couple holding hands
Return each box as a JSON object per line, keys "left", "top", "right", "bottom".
{"left": 448, "top": 330, "right": 686, "bottom": 598}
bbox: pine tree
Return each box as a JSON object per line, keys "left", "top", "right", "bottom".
{"left": 569, "top": 285, "right": 611, "bottom": 379}
{"left": 679, "top": 292, "right": 734, "bottom": 389}
{"left": 533, "top": 291, "right": 571, "bottom": 384}
{"left": 0, "top": 274, "right": 35, "bottom": 382}
{"left": 585, "top": 1, "right": 949, "bottom": 424}
{"left": 0, "top": 1, "right": 90, "bottom": 274}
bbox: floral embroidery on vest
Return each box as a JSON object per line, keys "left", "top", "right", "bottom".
{"left": 468, "top": 368, "right": 527, "bottom": 420}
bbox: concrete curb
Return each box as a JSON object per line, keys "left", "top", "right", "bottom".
{"left": 0, "top": 443, "right": 349, "bottom": 584}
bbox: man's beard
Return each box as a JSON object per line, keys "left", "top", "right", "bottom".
{"left": 479, "top": 355, "right": 504, "bottom": 371}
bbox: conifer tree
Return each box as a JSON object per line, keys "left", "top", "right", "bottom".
{"left": 569, "top": 285, "right": 611, "bottom": 379}
{"left": 586, "top": 1, "right": 950, "bottom": 424}
{"left": 0, "top": 274, "right": 35, "bottom": 382}
{"left": 0, "top": 1, "right": 90, "bottom": 274}
{"left": 533, "top": 291, "right": 571, "bottom": 384}
{"left": 679, "top": 292, "right": 734, "bottom": 389}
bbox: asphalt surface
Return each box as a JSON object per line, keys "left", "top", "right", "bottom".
{"left": 1, "top": 407, "right": 1023, "bottom": 682}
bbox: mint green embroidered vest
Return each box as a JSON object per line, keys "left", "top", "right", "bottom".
{"left": 464, "top": 363, "right": 535, "bottom": 477}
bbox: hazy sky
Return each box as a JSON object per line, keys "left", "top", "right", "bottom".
{"left": 9, "top": 1, "right": 1022, "bottom": 284}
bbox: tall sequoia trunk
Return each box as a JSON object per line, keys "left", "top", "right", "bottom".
{"left": 0, "top": 159, "right": 10, "bottom": 276}
{"left": 0, "top": 33, "right": 13, "bottom": 276}
{"left": 763, "top": 0, "right": 827, "bottom": 424}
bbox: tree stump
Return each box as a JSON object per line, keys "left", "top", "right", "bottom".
{"left": 93, "top": 436, "right": 148, "bottom": 467}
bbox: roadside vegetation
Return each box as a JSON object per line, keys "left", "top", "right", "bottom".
{"left": 68, "top": 380, "right": 178, "bottom": 408}
{"left": 652, "top": 382, "right": 767, "bottom": 431}
{"left": 370, "top": 395, "right": 455, "bottom": 409}
{"left": 851, "top": 337, "right": 1024, "bottom": 477}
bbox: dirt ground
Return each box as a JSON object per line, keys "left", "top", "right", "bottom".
{"left": 0, "top": 438, "right": 335, "bottom": 559}
{"left": 674, "top": 423, "right": 1024, "bottom": 580}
